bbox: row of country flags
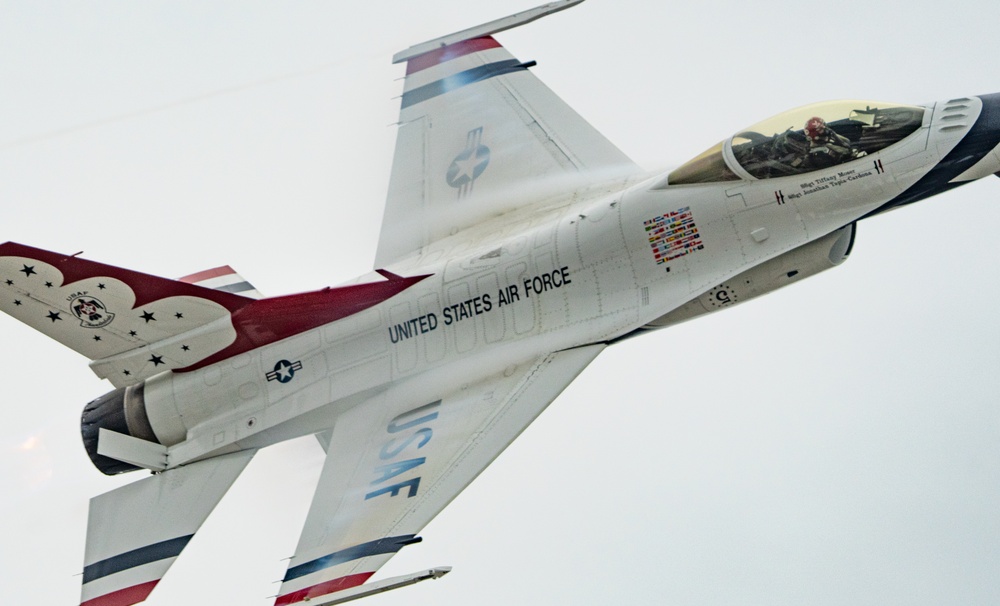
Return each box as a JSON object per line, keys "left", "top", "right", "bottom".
{"left": 643, "top": 207, "right": 704, "bottom": 265}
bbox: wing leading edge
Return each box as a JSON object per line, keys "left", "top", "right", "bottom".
{"left": 275, "top": 344, "right": 605, "bottom": 605}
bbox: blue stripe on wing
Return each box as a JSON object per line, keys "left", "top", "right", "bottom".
{"left": 283, "top": 535, "right": 421, "bottom": 582}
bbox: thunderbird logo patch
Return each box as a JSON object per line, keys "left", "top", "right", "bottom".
{"left": 69, "top": 296, "right": 115, "bottom": 329}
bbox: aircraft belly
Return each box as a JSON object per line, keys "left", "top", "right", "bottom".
{"left": 159, "top": 232, "right": 639, "bottom": 465}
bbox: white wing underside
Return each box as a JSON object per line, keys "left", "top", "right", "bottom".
{"left": 275, "top": 344, "right": 604, "bottom": 605}
{"left": 375, "top": 1, "right": 637, "bottom": 267}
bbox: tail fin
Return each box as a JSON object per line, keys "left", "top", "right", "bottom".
{"left": 80, "top": 449, "right": 255, "bottom": 606}
{"left": 0, "top": 242, "right": 430, "bottom": 387}
{"left": 0, "top": 242, "right": 252, "bottom": 386}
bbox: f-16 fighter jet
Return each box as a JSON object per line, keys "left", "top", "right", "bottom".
{"left": 4, "top": 1, "right": 1000, "bottom": 604}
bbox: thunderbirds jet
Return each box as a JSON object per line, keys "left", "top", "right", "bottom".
{"left": 4, "top": 1, "right": 1000, "bottom": 604}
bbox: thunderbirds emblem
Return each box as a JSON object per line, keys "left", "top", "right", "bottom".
{"left": 69, "top": 296, "right": 114, "bottom": 329}
{"left": 446, "top": 127, "right": 490, "bottom": 199}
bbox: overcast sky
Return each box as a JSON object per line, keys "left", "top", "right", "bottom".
{"left": 3, "top": 1, "right": 1000, "bottom": 605}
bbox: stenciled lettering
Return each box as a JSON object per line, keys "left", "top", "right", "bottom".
{"left": 365, "top": 401, "right": 442, "bottom": 501}
{"left": 387, "top": 266, "right": 574, "bottom": 345}
{"left": 523, "top": 266, "right": 572, "bottom": 298}
{"left": 388, "top": 312, "right": 438, "bottom": 344}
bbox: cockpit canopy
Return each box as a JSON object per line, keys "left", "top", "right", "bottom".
{"left": 668, "top": 100, "right": 926, "bottom": 184}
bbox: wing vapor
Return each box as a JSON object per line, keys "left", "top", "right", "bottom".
{"left": 375, "top": 0, "right": 638, "bottom": 266}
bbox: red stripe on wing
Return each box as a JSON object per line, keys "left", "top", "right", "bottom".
{"left": 274, "top": 572, "right": 372, "bottom": 606}
{"left": 405, "top": 36, "right": 501, "bottom": 75}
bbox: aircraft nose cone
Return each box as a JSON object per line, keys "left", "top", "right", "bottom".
{"left": 942, "top": 92, "right": 1000, "bottom": 182}
{"left": 865, "top": 93, "right": 1000, "bottom": 217}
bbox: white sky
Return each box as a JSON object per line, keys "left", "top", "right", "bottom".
{"left": 3, "top": 1, "right": 1000, "bottom": 604}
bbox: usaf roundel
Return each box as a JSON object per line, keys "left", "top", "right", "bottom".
{"left": 267, "top": 359, "right": 303, "bottom": 384}
{"left": 446, "top": 127, "right": 490, "bottom": 190}
{"left": 70, "top": 296, "right": 115, "bottom": 329}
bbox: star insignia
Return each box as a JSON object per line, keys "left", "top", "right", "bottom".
{"left": 14, "top": 300, "right": 21, "bottom": 306}
{"left": 452, "top": 152, "right": 485, "bottom": 181}
{"left": 175, "top": 312, "right": 184, "bottom": 319}
{"left": 44, "top": 281, "right": 53, "bottom": 288}
{"left": 93, "top": 335, "right": 102, "bottom": 342}
{"left": 5, "top": 279, "right": 12, "bottom": 286}
{"left": 46, "top": 311, "right": 62, "bottom": 322}
{"left": 129, "top": 330, "right": 138, "bottom": 337}
{"left": 149, "top": 354, "right": 164, "bottom": 366}
{"left": 19, "top": 265, "right": 35, "bottom": 277}
{"left": 97, "top": 283, "right": 106, "bottom": 290}
{"left": 140, "top": 311, "right": 156, "bottom": 323}
{"left": 181, "top": 345, "right": 190, "bottom": 351}
{"left": 123, "top": 370, "right": 131, "bottom": 376}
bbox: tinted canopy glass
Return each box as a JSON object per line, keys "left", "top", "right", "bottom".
{"left": 670, "top": 101, "right": 925, "bottom": 184}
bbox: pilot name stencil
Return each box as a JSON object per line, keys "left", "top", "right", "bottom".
{"left": 388, "top": 266, "right": 572, "bottom": 344}
{"left": 792, "top": 168, "right": 874, "bottom": 199}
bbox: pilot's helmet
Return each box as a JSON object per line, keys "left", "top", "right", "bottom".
{"left": 805, "top": 117, "right": 827, "bottom": 141}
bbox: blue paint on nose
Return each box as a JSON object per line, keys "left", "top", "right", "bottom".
{"left": 866, "top": 92, "right": 1000, "bottom": 218}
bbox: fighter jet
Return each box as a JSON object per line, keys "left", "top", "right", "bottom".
{"left": 4, "top": 1, "right": 1000, "bottom": 604}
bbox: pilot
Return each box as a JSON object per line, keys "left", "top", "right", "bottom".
{"left": 804, "top": 116, "right": 854, "bottom": 167}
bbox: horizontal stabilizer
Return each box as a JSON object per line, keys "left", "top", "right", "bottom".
{"left": 81, "top": 449, "right": 255, "bottom": 606}
{"left": 96, "top": 428, "right": 168, "bottom": 471}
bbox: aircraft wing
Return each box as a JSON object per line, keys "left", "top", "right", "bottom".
{"left": 274, "top": 343, "right": 605, "bottom": 605}
{"left": 375, "top": 0, "right": 638, "bottom": 267}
